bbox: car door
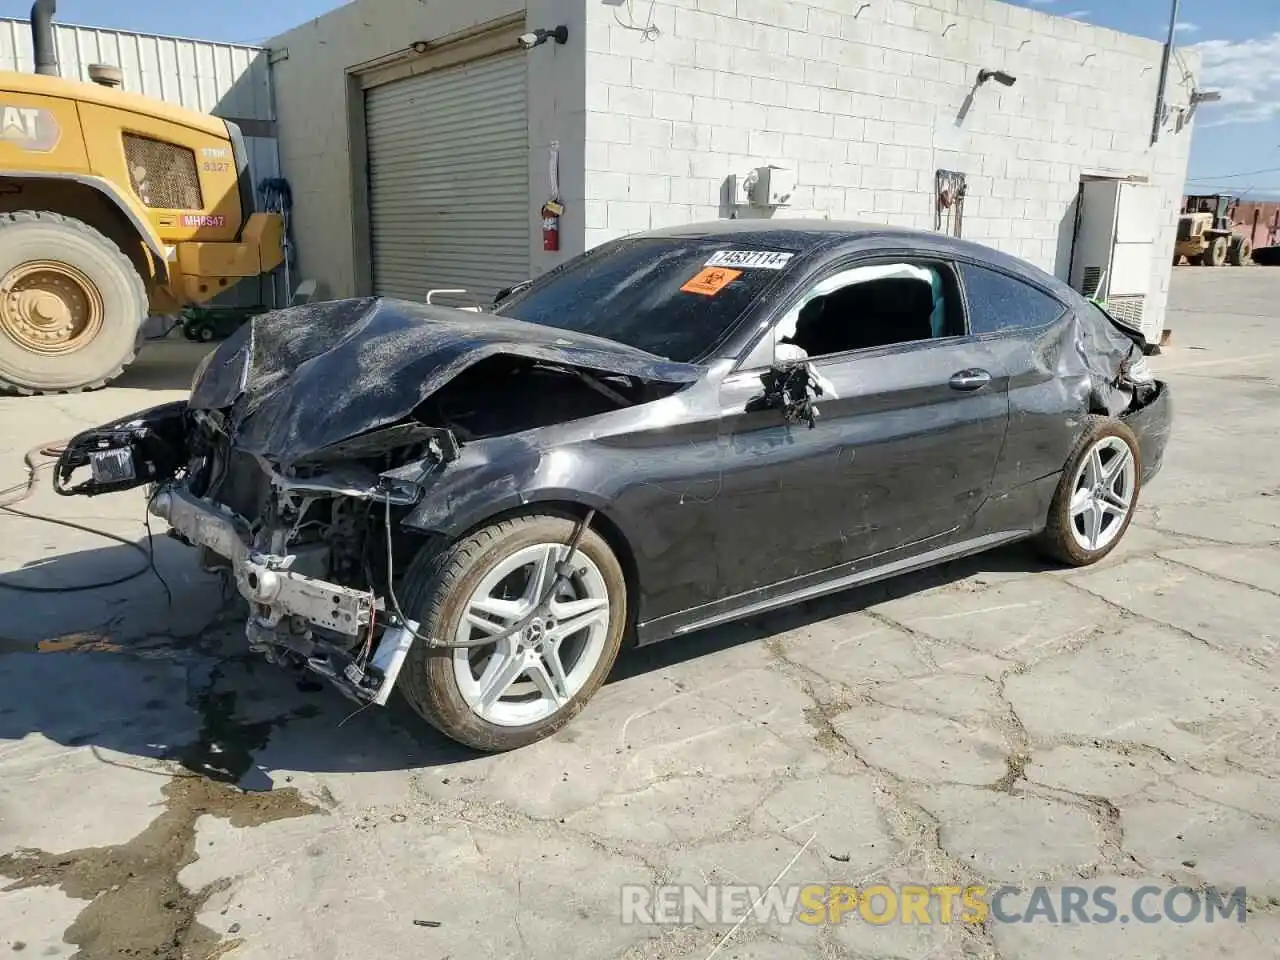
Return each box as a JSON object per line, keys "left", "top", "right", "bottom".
{"left": 712, "top": 258, "right": 1011, "bottom": 601}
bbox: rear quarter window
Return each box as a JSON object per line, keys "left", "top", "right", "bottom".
{"left": 960, "top": 263, "right": 1067, "bottom": 335}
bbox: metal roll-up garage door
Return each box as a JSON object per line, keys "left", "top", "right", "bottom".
{"left": 365, "top": 50, "right": 529, "bottom": 306}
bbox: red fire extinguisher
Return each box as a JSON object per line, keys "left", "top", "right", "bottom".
{"left": 542, "top": 199, "right": 564, "bottom": 252}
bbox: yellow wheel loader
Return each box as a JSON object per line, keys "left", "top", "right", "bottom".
{"left": 1174, "top": 195, "right": 1252, "bottom": 267}
{"left": 0, "top": 0, "right": 285, "bottom": 394}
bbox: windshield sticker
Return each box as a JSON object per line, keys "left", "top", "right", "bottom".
{"left": 681, "top": 267, "right": 743, "bottom": 297}
{"left": 705, "top": 250, "right": 794, "bottom": 270}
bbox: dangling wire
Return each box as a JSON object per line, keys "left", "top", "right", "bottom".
{"left": 614, "top": 0, "right": 661, "bottom": 41}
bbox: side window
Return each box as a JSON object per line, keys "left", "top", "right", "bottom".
{"left": 751, "top": 261, "right": 961, "bottom": 366}
{"left": 960, "top": 263, "right": 1066, "bottom": 335}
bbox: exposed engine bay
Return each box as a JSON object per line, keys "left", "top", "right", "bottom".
{"left": 53, "top": 299, "right": 696, "bottom": 708}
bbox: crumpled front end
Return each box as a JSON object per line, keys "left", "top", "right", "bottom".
{"left": 52, "top": 296, "right": 698, "bottom": 709}
{"left": 146, "top": 434, "right": 436, "bottom": 707}
{"left": 51, "top": 392, "right": 447, "bottom": 706}
{"left": 187, "top": 296, "right": 700, "bottom": 464}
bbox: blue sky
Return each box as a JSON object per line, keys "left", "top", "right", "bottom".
{"left": 3, "top": 0, "right": 1276, "bottom": 196}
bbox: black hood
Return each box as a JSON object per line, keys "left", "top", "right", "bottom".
{"left": 189, "top": 297, "right": 703, "bottom": 464}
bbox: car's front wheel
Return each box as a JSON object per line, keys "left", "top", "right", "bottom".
{"left": 1035, "top": 416, "right": 1142, "bottom": 566}
{"left": 397, "top": 513, "right": 627, "bottom": 752}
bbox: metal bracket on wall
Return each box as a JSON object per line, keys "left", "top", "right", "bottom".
{"left": 935, "top": 170, "right": 967, "bottom": 238}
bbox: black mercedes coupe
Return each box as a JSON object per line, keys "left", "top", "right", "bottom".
{"left": 55, "top": 221, "right": 1171, "bottom": 751}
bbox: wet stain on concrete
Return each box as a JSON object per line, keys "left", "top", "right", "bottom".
{"left": 170, "top": 684, "right": 280, "bottom": 785}
{"left": 0, "top": 775, "right": 322, "bottom": 960}
{"left": 0, "top": 621, "right": 337, "bottom": 956}
{"left": 166, "top": 666, "right": 321, "bottom": 785}
{"left": 0, "top": 632, "right": 123, "bottom": 656}
{"left": 35, "top": 634, "right": 123, "bottom": 654}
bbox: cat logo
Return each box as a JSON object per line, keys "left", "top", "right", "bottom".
{"left": 0, "top": 105, "right": 60, "bottom": 152}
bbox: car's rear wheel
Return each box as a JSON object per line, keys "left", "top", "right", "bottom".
{"left": 397, "top": 513, "right": 627, "bottom": 752}
{"left": 1035, "top": 417, "right": 1142, "bottom": 567}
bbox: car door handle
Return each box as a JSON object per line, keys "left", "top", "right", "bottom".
{"left": 949, "top": 369, "right": 991, "bottom": 391}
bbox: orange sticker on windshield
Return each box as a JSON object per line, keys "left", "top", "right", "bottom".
{"left": 681, "top": 267, "right": 742, "bottom": 297}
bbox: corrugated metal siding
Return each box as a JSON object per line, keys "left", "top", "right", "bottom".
{"left": 365, "top": 51, "right": 530, "bottom": 307}
{"left": 0, "top": 17, "right": 284, "bottom": 307}
{"left": 0, "top": 18, "right": 272, "bottom": 116}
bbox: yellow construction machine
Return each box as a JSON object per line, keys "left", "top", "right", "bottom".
{"left": 1174, "top": 194, "right": 1252, "bottom": 267}
{"left": 0, "top": 0, "right": 285, "bottom": 394}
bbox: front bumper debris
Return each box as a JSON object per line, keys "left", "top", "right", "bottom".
{"left": 55, "top": 401, "right": 190, "bottom": 497}
{"left": 153, "top": 486, "right": 373, "bottom": 635}
{"left": 150, "top": 485, "right": 418, "bottom": 706}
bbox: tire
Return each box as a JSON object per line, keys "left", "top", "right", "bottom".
{"left": 1035, "top": 416, "right": 1142, "bottom": 567}
{"left": 397, "top": 513, "right": 628, "bottom": 752}
{"left": 0, "top": 211, "right": 147, "bottom": 394}
{"left": 197, "top": 325, "right": 215, "bottom": 342}
{"left": 1229, "top": 237, "right": 1252, "bottom": 266}
{"left": 1205, "top": 235, "right": 1228, "bottom": 266}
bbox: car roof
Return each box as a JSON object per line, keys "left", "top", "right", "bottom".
{"left": 639, "top": 219, "right": 1079, "bottom": 302}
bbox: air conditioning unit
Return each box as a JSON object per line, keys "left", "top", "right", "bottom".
{"left": 730, "top": 165, "right": 796, "bottom": 208}
{"left": 1070, "top": 180, "right": 1158, "bottom": 341}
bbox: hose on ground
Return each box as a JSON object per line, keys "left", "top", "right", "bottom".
{"left": 0, "top": 442, "right": 166, "bottom": 594}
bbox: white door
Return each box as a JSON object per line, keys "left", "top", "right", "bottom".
{"left": 365, "top": 50, "right": 530, "bottom": 307}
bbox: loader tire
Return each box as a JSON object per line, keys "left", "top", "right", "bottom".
{"left": 1204, "top": 235, "right": 1229, "bottom": 267}
{"left": 0, "top": 211, "right": 147, "bottom": 395}
{"left": 1229, "top": 236, "right": 1252, "bottom": 266}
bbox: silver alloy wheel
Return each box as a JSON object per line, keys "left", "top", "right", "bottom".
{"left": 1069, "top": 435, "right": 1137, "bottom": 553}
{"left": 452, "top": 542, "right": 611, "bottom": 728}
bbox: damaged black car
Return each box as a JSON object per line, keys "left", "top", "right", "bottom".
{"left": 54, "top": 222, "right": 1171, "bottom": 752}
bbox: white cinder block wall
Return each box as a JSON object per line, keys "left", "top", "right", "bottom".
{"left": 581, "top": 0, "right": 1199, "bottom": 339}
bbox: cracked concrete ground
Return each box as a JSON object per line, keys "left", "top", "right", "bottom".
{"left": 1, "top": 268, "right": 1278, "bottom": 960}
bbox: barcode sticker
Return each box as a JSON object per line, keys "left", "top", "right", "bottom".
{"left": 705, "top": 250, "right": 794, "bottom": 270}
{"left": 89, "top": 448, "right": 135, "bottom": 484}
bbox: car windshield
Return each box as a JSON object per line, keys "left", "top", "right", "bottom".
{"left": 493, "top": 237, "right": 797, "bottom": 362}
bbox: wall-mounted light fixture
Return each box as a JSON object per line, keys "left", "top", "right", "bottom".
{"left": 977, "top": 69, "right": 1017, "bottom": 87}
{"left": 518, "top": 25, "right": 569, "bottom": 50}
{"left": 1184, "top": 88, "right": 1221, "bottom": 125}
{"left": 956, "top": 69, "right": 1017, "bottom": 126}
